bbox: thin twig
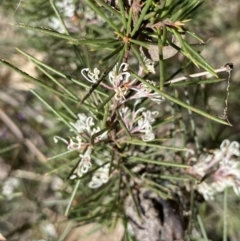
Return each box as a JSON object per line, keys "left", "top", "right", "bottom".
{"left": 165, "top": 64, "right": 232, "bottom": 85}
{"left": 219, "top": 63, "right": 233, "bottom": 125}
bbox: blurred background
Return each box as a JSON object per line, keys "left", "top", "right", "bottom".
{"left": 0, "top": 0, "right": 240, "bottom": 240}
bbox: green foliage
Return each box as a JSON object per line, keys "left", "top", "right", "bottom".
{"left": 1, "top": 1, "right": 239, "bottom": 241}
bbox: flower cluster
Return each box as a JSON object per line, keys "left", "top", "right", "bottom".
{"left": 119, "top": 105, "right": 159, "bottom": 142}
{"left": 55, "top": 61, "right": 165, "bottom": 189}
{"left": 54, "top": 113, "right": 106, "bottom": 151}
{"left": 81, "top": 63, "right": 164, "bottom": 104}
{"left": 187, "top": 140, "right": 240, "bottom": 200}
{"left": 54, "top": 114, "right": 108, "bottom": 183}
{"left": 81, "top": 63, "right": 131, "bottom": 102}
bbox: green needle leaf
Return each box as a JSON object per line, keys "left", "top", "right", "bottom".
{"left": 131, "top": 72, "right": 231, "bottom": 126}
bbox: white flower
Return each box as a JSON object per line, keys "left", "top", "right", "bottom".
{"left": 211, "top": 181, "right": 226, "bottom": 193}
{"left": 88, "top": 163, "right": 110, "bottom": 189}
{"left": 189, "top": 139, "right": 240, "bottom": 200}
{"left": 141, "top": 131, "right": 155, "bottom": 142}
{"left": 139, "top": 110, "right": 159, "bottom": 124}
{"left": 81, "top": 68, "right": 100, "bottom": 83}
{"left": 81, "top": 63, "right": 132, "bottom": 102}
{"left": 137, "top": 110, "right": 158, "bottom": 141}
{"left": 70, "top": 113, "right": 95, "bottom": 135}
{"left": 119, "top": 105, "right": 143, "bottom": 131}
{"left": 220, "top": 140, "right": 240, "bottom": 161}
{"left": 119, "top": 106, "right": 158, "bottom": 142}
{"left": 129, "top": 80, "right": 165, "bottom": 104}
{"left": 109, "top": 63, "right": 131, "bottom": 101}
{"left": 81, "top": 63, "right": 164, "bottom": 104}
{"left": 55, "top": 113, "right": 107, "bottom": 149}
{"left": 119, "top": 106, "right": 134, "bottom": 128}
{"left": 53, "top": 135, "right": 82, "bottom": 150}
{"left": 109, "top": 63, "right": 129, "bottom": 84}
{"left": 197, "top": 182, "right": 215, "bottom": 201}
{"left": 55, "top": 113, "right": 109, "bottom": 180}
{"left": 70, "top": 148, "right": 93, "bottom": 179}
{"left": 92, "top": 127, "right": 108, "bottom": 142}
{"left": 142, "top": 55, "right": 155, "bottom": 74}
{"left": 67, "top": 136, "right": 82, "bottom": 150}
